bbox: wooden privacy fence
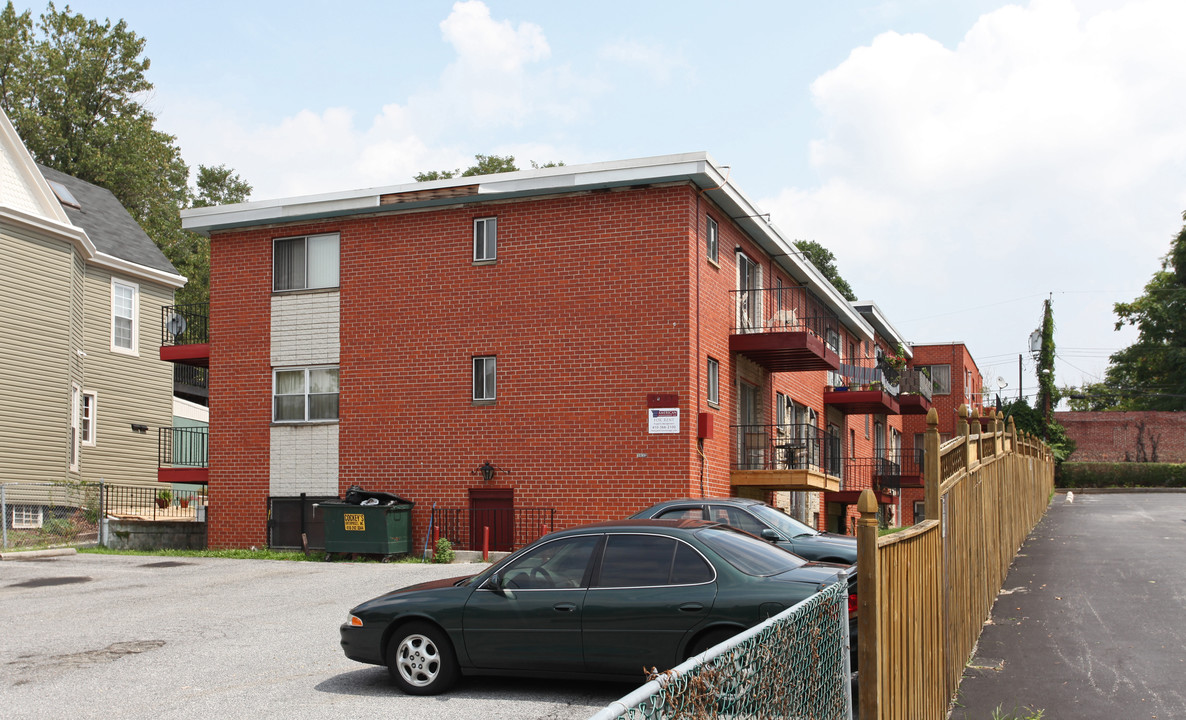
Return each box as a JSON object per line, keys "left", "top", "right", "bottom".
{"left": 857, "top": 405, "right": 1054, "bottom": 720}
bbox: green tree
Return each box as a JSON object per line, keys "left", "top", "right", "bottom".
{"left": 414, "top": 154, "right": 563, "bottom": 182}
{"left": 0, "top": 2, "right": 250, "bottom": 307}
{"left": 1102, "top": 213, "right": 1186, "bottom": 411}
{"left": 1000, "top": 398, "right": 1076, "bottom": 462}
{"left": 794, "top": 240, "right": 857, "bottom": 301}
{"left": 1062, "top": 381, "right": 1122, "bottom": 412}
{"left": 170, "top": 165, "right": 252, "bottom": 307}
{"left": 1035, "top": 298, "right": 1058, "bottom": 422}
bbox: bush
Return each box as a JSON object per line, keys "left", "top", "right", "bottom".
{"left": 433, "top": 537, "right": 455, "bottom": 564}
{"left": 1057, "top": 462, "right": 1186, "bottom": 488}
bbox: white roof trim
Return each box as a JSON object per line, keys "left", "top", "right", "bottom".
{"left": 93, "top": 251, "right": 187, "bottom": 289}
{"left": 0, "top": 108, "right": 73, "bottom": 225}
{"left": 0, "top": 205, "right": 93, "bottom": 250}
{"left": 853, "top": 301, "right": 910, "bottom": 355}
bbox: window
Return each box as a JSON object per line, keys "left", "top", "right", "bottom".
{"left": 273, "top": 367, "right": 339, "bottom": 422}
{"left": 706, "top": 357, "right": 719, "bottom": 406}
{"left": 473, "top": 356, "right": 497, "bottom": 401}
{"left": 81, "top": 392, "right": 96, "bottom": 446}
{"left": 913, "top": 501, "right": 926, "bottom": 523}
{"left": 69, "top": 384, "right": 80, "bottom": 471}
{"left": 705, "top": 216, "right": 719, "bottom": 264}
{"left": 473, "top": 217, "right": 498, "bottom": 261}
{"left": 917, "top": 364, "right": 951, "bottom": 395}
{"left": 273, "top": 233, "right": 340, "bottom": 291}
{"left": 111, "top": 279, "right": 138, "bottom": 354}
{"left": 12, "top": 505, "right": 43, "bottom": 529}
{"left": 497, "top": 535, "right": 599, "bottom": 590}
{"left": 595, "top": 535, "right": 713, "bottom": 587}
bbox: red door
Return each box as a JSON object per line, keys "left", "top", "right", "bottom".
{"left": 469, "top": 488, "right": 514, "bottom": 552}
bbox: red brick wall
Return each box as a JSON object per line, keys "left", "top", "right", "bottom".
{"left": 1056, "top": 411, "right": 1186, "bottom": 463}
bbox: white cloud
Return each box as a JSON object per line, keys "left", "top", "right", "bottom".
{"left": 160, "top": 1, "right": 591, "bottom": 198}
{"left": 599, "top": 39, "right": 689, "bottom": 84}
{"left": 762, "top": 0, "right": 1186, "bottom": 385}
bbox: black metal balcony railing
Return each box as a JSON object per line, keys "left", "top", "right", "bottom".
{"left": 899, "top": 368, "right": 934, "bottom": 401}
{"left": 104, "top": 484, "right": 207, "bottom": 521}
{"left": 843, "top": 456, "right": 902, "bottom": 492}
{"left": 158, "top": 426, "right": 209, "bottom": 468}
{"left": 732, "top": 423, "right": 843, "bottom": 475}
{"left": 161, "top": 303, "right": 209, "bottom": 347}
{"left": 730, "top": 286, "right": 841, "bottom": 346}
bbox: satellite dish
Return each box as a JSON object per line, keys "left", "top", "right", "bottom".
{"left": 997, "top": 376, "right": 1009, "bottom": 389}
{"left": 166, "top": 313, "right": 187, "bottom": 338}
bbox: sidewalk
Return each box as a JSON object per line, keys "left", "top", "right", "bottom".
{"left": 951, "top": 492, "right": 1186, "bottom": 719}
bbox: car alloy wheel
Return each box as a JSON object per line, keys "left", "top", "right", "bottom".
{"left": 387, "top": 622, "right": 458, "bottom": 695}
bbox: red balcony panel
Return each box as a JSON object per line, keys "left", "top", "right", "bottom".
{"left": 898, "top": 393, "right": 932, "bottom": 415}
{"left": 729, "top": 331, "right": 841, "bottom": 373}
{"left": 824, "top": 490, "right": 896, "bottom": 505}
{"left": 160, "top": 343, "right": 210, "bottom": 368}
{"left": 823, "top": 388, "right": 900, "bottom": 415}
{"left": 158, "top": 467, "right": 209, "bottom": 484}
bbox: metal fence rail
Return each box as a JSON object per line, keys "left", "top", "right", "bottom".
{"left": 429, "top": 507, "right": 555, "bottom": 552}
{"left": 103, "top": 484, "right": 206, "bottom": 522}
{"left": 590, "top": 578, "right": 851, "bottom": 720}
{"left": 1, "top": 481, "right": 101, "bottom": 551}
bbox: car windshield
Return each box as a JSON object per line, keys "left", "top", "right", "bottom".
{"left": 750, "top": 504, "right": 819, "bottom": 538}
{"left": 695, "top": 526, "right": 807, "bottom": 576}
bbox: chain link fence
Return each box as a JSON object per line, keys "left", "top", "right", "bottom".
{"left": 1, "top": 481, "right": 102, "bottom": 551}
{"left": 590, "top": 576, "right": 852, "bottom": 720}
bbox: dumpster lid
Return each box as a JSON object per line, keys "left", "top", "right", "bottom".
{"left": 341, "top": 485, "right": 415, "bottom": 507}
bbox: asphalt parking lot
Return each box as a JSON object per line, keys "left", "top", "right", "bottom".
{"left": 0, "top": 554, "right": 633, "bottom": 720}
{"left": 954, "top": 492, "right": 1186, "bottom": 720}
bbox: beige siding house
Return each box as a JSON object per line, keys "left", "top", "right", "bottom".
{"left": 0, "top": 108, "right": 185, "bottom": 524}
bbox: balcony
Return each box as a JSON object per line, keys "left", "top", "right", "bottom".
{"left": 894, "top": 447, "right": 925, "bottom": 488}
{"left": 824, "top": 456, "right": 900, "bottom": 505}
{"left": 159, "top": 303, "right": 209, "bottom": 367}
{"left": 897, "top": 368, "right": 934, "bottom": 415}
{"left": 728, "top": 286, "right": 841, "bottom": 373}
{"left": 173, "top": 364, "right": 208, "bottom": 405}
{"left": 823, "top": 361, "right": 901, "bottom": 415}
{"left": 158, "top": 426, "right": 208, "bottom": 484}
{"left": 730, "top": 424, "right": 841, "bottom": 492}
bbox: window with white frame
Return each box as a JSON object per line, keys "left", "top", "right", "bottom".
{"left": 917, "top": 364, "right": 951, "bottom": 395}
{"left": 13, "top": 505, "right": 43, "bottom": 529}
{"left": 273, "top": 233, "right": 340, "bottom": 291}
{"left": 111, "top": 279, "right": 138, "bottom": 353}
{"left": 707, "top": 357, "right": 720, "bottom": 406}
{"left": 474, "top": 217, "right": 497, "bottom": 261}
{"left": 81, "top": 392, "right": 96, "bottom": 446}
{"left": 273, "top": 367, "right": 339, "bottom": 422}
{"left": 706, "top": 216, "right": 719, "bottom": 264}
{"left": 473, "top": 356, "right": 497, "bottom": 401}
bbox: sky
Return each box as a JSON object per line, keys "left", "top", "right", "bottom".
{"left": 25, "top": 0, "right": 1186, "bottom": 405}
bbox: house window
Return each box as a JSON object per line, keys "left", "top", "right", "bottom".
{"left": 474, "top": 217, "right": 497, "bottom": 261}
{"left": 706, "top": 216, "right": 719, "bottom": 264}
{"left": 81, "top": 392, "right": 96, "bottom": 446}
{"left": 917, "top": 364, "right": 951, "bottom": 395}
{"left": 473, "top": 356, "right": 497, "bottom": 401}
{"left": 12, "top": 505, "right": 43, "bottom": 529}
{"left": 111, "top": 279, "right": 138, "bottom": 354}
{"left": 707, "top": 357, "right": 720, "bottom": 406}
{"left": 274, "top": 233, "right": 340, "bottom": 291}
{"left": 273, "top": 367, "right": 339, "bottom": 422}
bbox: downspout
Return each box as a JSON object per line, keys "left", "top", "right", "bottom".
{"left": 695, "top": 191, "right": 705, "bottom": 497}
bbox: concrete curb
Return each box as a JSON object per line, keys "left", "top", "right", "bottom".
{"left": 451, "top": 549, "right": 511, "bottom": 563}
{"left": 0, "top": 548, "right": 78, "bottom": 561}
{"left": 1056, "top": 487, "right": 1186, "bottom": 494}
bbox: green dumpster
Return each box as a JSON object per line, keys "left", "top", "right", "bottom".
{"left": 320, "top": 499, "right": 414, "bottom": 561}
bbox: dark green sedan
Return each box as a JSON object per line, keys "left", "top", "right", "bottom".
{"left": 340, "top": 519, "right": 850, "bottom": 695}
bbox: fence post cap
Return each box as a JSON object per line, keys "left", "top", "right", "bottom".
{"left": 926, "top": 407, "right": 939, "bottom": 428}
{"left": 958, "top": 403, "right": 969, "bottom": 420}
{"left": 857, "top": 488, "right": 879, "bottom": 514}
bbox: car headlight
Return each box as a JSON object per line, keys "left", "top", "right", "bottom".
{"left": 347, "top": 613, "right": 364, "bottom": 627}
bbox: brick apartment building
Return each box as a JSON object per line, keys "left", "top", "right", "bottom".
{"left": 177, "top": 153, "right": 949, "bottom": 550}
{"left": 898, "top": 343, "right": 984, "bottom": 525}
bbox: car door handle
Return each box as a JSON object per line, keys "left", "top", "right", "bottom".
{"left": 679, "top": 603, "right": 705, "bottom": 612}
{"left": 553, "top": 602, "right": 577, "bottom": 612}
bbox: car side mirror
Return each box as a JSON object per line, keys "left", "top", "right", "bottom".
{"left": 483, "top": 572, "right": 507, "bottom": 595}
{"left": 760, "top": 528, "right": 780, "bottom": 542}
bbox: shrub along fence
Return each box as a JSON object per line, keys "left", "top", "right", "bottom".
{"left": 1058, "top": 461, "right": 1186, "bottom": 488}
{"left": 857, "top": 406, "right": 1054, "bottom": 720}
{"left": 1, "top": 481, "right": 101, "bottom": 551}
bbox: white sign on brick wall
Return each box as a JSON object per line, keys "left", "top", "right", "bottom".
{"left": 648, "top": 408, "right": 680, "bottom": 434}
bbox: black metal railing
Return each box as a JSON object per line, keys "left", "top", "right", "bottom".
{"left": 730, "top": 285, "right": 841, "bottom": 346}
{"left": 161, "top": 302, "right": 209, "bottom": 347}
{"left": 158, "top": 426, "right": 209, "bottom": 468}
{"left": 732, "top": 423, "right": 843, "bottom": 476}
{"left": 829, "top": 361, "right": 902, "bottom": 396}
{"left": 892, "top": 447, "right": 925, "bottom": 478}
{"left": 843, "top": 456, "right": 902, "bottom": 492}
{"left": 173, "top": 365, "right": 209, "bottom": 403}
{"left": 429, "top": 507, "right": 556, "bottom": 552}
{"left": 899, "top": 368, "right": 934, "bottom": 401}
{"left": 103, "top": 484, "right": 206, "bottom": 521}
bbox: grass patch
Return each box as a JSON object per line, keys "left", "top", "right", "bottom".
{"left": 79, "top": 547, "right": 428, "bottom": 563}
{"left": 991, "top": 704, "right": 1045, "bottom": 720}
{"left": 878, "top": 526, "right": 908, "bottom": 537}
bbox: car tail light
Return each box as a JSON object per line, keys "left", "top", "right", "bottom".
{"left": 848, "top": 593, "right": 858, "bottom": 616}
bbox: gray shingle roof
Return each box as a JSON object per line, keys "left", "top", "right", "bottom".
{"left": 37, "top": 164, "right": 178, "bottom": 276}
